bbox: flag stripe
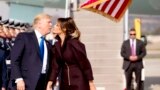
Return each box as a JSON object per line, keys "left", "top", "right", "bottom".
{"left": 80, "top": 0, "right": 132, "bottom": 21}
{"left": 95, "top": 4, "right": 100, "bottom": 9}
{"left": 115, "top": 0, "right": 131, "bottom": 19}
{"left": 101, "top": 1, "right": 110, "bottom": 12}
{"left": 111, "top": 0, "right": 125, "bottom": 17}
{"left": 104, "top": 0, "right": 115, "bottom": 14}
{"left": 98, "top": 2, "right": 106, "bottom": 10}
{"left": 81, "top": 0, "right": 97, "bottom": 7}
{"left": 80, "top": 0, "right": 107, "bottom": 8}
{"left": 107, "top": 0, "right": 120, "bottom": 15}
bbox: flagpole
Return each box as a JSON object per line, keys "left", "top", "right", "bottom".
{"left": 65, "top": 0, "right": 71, "bottom": 17}
{"left": 123, "top": 9, "right": 129, "bottom": 40}
{"left": 123, "top": 9, "right": 129, "bottom": 90}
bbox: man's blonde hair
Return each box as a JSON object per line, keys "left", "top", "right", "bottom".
{"left": 33, "top": 13, "right": 52, "bottom": 27}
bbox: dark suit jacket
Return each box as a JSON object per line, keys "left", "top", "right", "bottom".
{"left": 0, "top": 39, "right": 9, "bottom": 88}
{"left": 0, "top": 51, "right": 7, "bottom": 88}
{"left": 9, "top": 31, "right": 52, "bottom": 90}
{"left": 120, "top": 39, "right": 146, "bottom": 70}
{"left": 49, "top": 37, "right": 94, "bottom": 90}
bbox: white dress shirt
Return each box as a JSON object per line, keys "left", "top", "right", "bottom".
{"left": 35, "top": 30, "right": 48, "bottom": 74}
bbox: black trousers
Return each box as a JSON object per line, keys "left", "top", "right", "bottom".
{"left": 35, "top": 74, "right": 47, "bottom": 90}
{"left": 125, "top": 63, "right": 143, "bottom": 90}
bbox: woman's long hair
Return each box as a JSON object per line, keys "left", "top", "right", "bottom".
{"left": 57, "top": 17, "right": 81, "bottom": 40}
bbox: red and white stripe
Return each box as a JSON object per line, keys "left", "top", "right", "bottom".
{"left": 81, "top": 0, "right": 107, "bottom": 8}
{"left": 92, "top": 0, "right": 131, "bottom": 20}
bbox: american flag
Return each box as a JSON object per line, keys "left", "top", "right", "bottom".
{"left": 80, "top": 0, "right": 132, "bottom": 22}
{"left": 80, "top": 0, "right": 107, "bottom": 8}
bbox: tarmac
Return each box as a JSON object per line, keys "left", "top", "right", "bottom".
{"left": 144, "top": 58, "right": 160, "bottom": 90}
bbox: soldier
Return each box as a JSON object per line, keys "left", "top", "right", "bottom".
{"left": 8, "top": 21, "right": 16, "bottom": 38}
{"left": 2, "top": 19, "right": 12, "bottom": 40}
{"left": 1, "top": 19, "right": 15, "bottom": 89}
{"left": 19, "top": 23, "right": 26, "bottom": 33}
{"left": 0, "top": 16, "right": 8, "bottom": 90}
{"left": 1, "top": 19, "right": 12, "bottom": 56}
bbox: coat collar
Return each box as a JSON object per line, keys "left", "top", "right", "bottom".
{"left": 54, "top": 41, "right": 62, "bottom": 58}
{"left": 31, "top": 31, "right": 41, "bottom": 57}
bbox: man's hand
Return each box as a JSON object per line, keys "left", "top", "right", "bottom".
{"left": 17, "top": 80, "right": 25, "bottom": 90}
{"left": 1, "top": 87, "right": 6, "bottom": 90}
{"left": 129, "top": 56, "right": 138, "bottom": 62}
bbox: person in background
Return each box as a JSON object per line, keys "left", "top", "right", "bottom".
{"left": 5, "top": 21, "right": 19, "bottom": 90}
{"left": 19, "top": 23, "right": 26, "bottom": 33}
{"left": 45, "top": 27, "right": 59, "bottom": 90}
{"left": 2, "top": 19, "right": 12, "bottom": 40}
{"left": 8, "top": 21, "right": 16, "bottom": 39}
{"left": 9, "top": 13, "right": 53, "bottom": 90}
{"left": 0, "top": 18, "right": 7, "bottom": 38}
{"left": 46, "top": 17, "right": 96, "bottom": 90}
{"left": 120, "top": 28, "right": 146, "bottom": 90}
{"left": 0, "top": 16, "right": 7, "bottom": 90}
{"left": 0, "top": 47, "right": 7, "bottom": 90}
{"left": 45, "top": 27, "right": 57, "bottom": 46}
{"left": 14, "top": 22, "right": 21, "bottom": 36}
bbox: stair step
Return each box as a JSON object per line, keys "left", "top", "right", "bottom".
{"left": 73, "top": 4, "right": 124, "bottom": 89}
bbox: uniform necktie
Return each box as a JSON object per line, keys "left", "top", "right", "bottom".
{"left": 40, "top": 37, "right": 45, "bottom": 62}
{"left": 131, "top": 40, "right": 135, "bottom": 56}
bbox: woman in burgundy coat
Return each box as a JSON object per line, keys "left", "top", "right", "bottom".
{"left": 46, "top": 17, "right": 96, "bottom": 90}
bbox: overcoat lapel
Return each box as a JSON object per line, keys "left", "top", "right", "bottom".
{"left": 55, "top": 42, "right": 62, "bottom": 58}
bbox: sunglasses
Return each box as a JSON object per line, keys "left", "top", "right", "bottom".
{"left": 130, "top": 34, "right": 136, "bottom": 35}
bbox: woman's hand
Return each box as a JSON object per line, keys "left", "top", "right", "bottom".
{"left": 46, "top": 81, "right": 53, "bottom": 90}
{"left": 89, "top": 80, "right": 96, "bottom": 90}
